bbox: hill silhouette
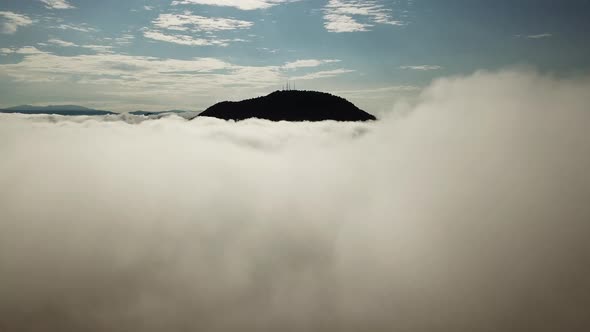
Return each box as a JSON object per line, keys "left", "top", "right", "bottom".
{"left": 196, "top": 90, "right": 376, "bottom": 122}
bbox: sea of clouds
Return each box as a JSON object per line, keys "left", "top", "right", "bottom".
{"left": 1, "top": 69, "right": 589, "bottom": 332}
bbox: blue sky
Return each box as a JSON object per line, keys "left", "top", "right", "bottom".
{"left": 1, "top": 0, "right": 589, "bottom": 113}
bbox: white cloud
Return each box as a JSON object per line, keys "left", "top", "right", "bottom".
{"left": 515, "top": 33, "right": 553, "bottom": 39}
{"left": 323, "top": 0, "right": 402, "bottom": 33}
{"left": 15, "top": 46, "right": 46, "bottom": 54}
{"left": 0, "top": 11, "right": 33, "bottom": 34}
{"left": 282, "top": 59, "right": 340, "bottom": 70}
{"left": 0, "top": 50, "right": 355, "bottom": 110}
{"left": 47, "top": 38, "right": 77, "bottom": 47}
{"left": 82, "top": 45, "right": 114, "bottom": 53}
{"left": 171, "top": 0, "right": 299, "bottom": 10}
{"left": 0, "top": 46, "right": 45, "bottom": 55}
{"left": 47, "top": 38, "right": 114, "bottom": 53}
{"left": 153, "top": 13, "right": 253, "bottom": 31}
{"left": 114, "top": 34, "right": 135, "bottom": 45}
{"left": 144, "top": 30, "right": 230, "bottom": 46}
{"left": 144, "top": 12, "right": 252, "bottom": 47}
{"left": 400, "top": 65, "right": 443, "bottom": 71}
{"left": 0, "top": 50, "right": 232, "bottom": 82}
{"left": 54, "top": 23, "right": 98, "bottom": 32}
{"left": 324, "top": 13, "right": 370, "bottom": 33}
{"left": 39, "top": 0, "right": 75, "bottom": 9}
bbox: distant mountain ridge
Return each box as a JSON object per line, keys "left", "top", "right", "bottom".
{"left": 196, "top": 90, "right": 376, "bottom": 122}
{"left": 0, "top": 105, "right": 192, "bottom": 117}
{"left": 0, "top": 105, "right": 115, "bottom": 116}
{"left": 2, "top": 105, "right": 95, "bottom": 111}
{"left": 129, "top": 110, "right": 189, "bottom": 116}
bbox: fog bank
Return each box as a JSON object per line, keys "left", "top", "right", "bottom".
{"left": 1, "top": 69, "right": 589, "bottom": 332}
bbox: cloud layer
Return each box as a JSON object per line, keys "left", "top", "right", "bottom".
{"left": 1, "top": 69, "right": 589, "bottom": 331}
{"left": 0, "top": 49, "right": 353, "bottom": 111}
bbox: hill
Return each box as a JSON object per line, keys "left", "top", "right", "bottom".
{"left": 129, "top": 110, "right": 189, "bottom": 116}
{"left": 195, "top": 90, "right": 376, "bottom": 122}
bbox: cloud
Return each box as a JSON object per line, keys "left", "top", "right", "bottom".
{"left": 82, "top": 44, "right": 114, "bottom": 53}
{"left": 11, "top": 46, "right": 46, "bottom": 54}
{"left": 0, "top": 50, "right": 233, "bottom": 82}
{"left": 335, "top": 85, "right": 421, "bottom": 95}
{"left": 282, "top": 59, "right": 341, "bottom": 70}
{"left": 143, "top": 29, "right": 231, "bottom": 46}
{"left": 53, "top": 23, "right": 98, "bottom": 32}
{"left": 153, "top": 13, "right": 253, "bottom": 31}
{"left": 515, "top": 33, "right": 553, "bottom": 39}
{"left": 114, "top": 34, "right": 135, "bottom": 45}
{"left": 47, "top": 39, "right": 114, "bottom": 53}
{"left": 1, "top": 69, "right": 590, "bottom": 331}
{"left": 0, "top": 50, "right": 275, "bottom": 107}
{"left": 144, "top": 12, "right": 252, "bottom": 47}
{"left": 323, "top": 0, "right": 402, "bottom": 33}
{"left": 171, "top": 0, "right": 299, "bottom": 10}
{"left": 400, "top": 65, "right": 443, "bottom": 71}
{"left": 0, "top": 49, "right": 355, "bottom": 109}
{"left": 291, "top": 68, "right": 355, "bottom": 80}
{"left": 47, "top": 38, "right": 78, "bottom": 47}
{"left": 39, "top": 0, "right": 75, "bottom": 9}
{"left": 0, "top": 11, "right": 33, "bottom": 34}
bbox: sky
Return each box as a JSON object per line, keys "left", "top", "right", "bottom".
{"left": 0, "top": 0, "right": 589, "bottom": 112}
{"left": 2, "top": 2, "right": 590, "bottom": 330}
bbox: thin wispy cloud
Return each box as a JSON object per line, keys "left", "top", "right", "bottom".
{"left": 400, "top": 65, "right": 443, "bottom": 71}
{"left": 170, "top": 0, "right": 300, "bottom": 11}
{"left": 0, "top": 46, "right": 45, "bottom": 55}
{"left": 323, "top": 0, "right": 402, "bottom": 33}
{"left": 515, "top": 33, "right": 553, "bottom": 39}
{"left": 291, "top": 68, "right": 355, "bottom": 80}
{"left": 47, "top": 38, "right": 114, "bottom": 53}
{"left": 52, "top": 23, "right": 98, "bottom": 32}
{"left": 47, "top": 38, "right": 77, "bottom": 47}
{"left": 144, "top": 11, "right": 254, "bottom": 47}
{"left": 283, "top": 59, "right": 341, "bottom": 70}
{"left": 153, "top": 13, "right": 253, "bottom": 32}
{"left": 0, "top": 49, "right": 351, "bottom": 89}
{"left": 39, "top": 0, "right": 75, "bottom": 10}
{"left": 0, "top": 48, "right": 355, "bottom": 110}
{"left": 143, "top": 30, "right": 231, "bottom": 46}
{"left": 0, "top": 11, "right": 33, "bottom": 34}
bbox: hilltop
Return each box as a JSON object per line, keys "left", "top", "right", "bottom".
{"left": 196, "top": 90, "right": 376, "bottom": 122}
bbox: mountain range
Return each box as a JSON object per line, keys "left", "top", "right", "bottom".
{"left": 0, "top": 105, "right": 191, "bottom": 117}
